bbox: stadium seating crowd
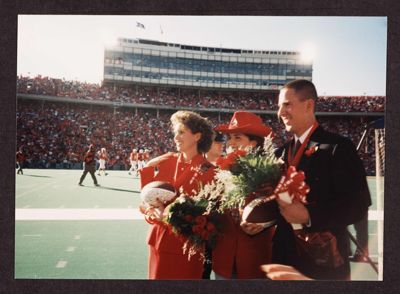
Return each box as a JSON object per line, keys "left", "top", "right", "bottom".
{"left": 17, "top": 99, "right": 379, "bottom": 175}
{"left": 17, "top": 75, "right": 384, "bottom": 112}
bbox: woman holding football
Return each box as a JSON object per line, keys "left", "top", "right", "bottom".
{"left": 139, "top": 110, "right": 215, "bottom": 279}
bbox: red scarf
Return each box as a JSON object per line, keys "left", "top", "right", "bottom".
{"left": 287, "top": 121, "right": 319, "bottom": 167}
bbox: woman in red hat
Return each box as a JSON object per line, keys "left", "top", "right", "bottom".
{"left": 139, "top": 110, "right": 216, "bottom": 279}
{"left": 212, "top": 111, "right": 276, "bottom": 279}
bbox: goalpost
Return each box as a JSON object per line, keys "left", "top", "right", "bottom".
{"left": 353, "top": 117, "right": 384, "bottom": 279}
{"left": 374, "top": 122, "right": 385, "bottom": 281}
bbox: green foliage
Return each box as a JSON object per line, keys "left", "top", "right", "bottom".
{"left": 219, "top": 136, "right": 283, "bottom": 210}
{"left": 235, "top": 151, "right": 282, "bottom": 197}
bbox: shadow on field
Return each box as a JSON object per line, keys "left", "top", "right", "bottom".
{"left": 82, "top": 185, "right": 140, "bottom": 194}
{"left": 22, "top": 174, "right": 52, "bottom": 178}
{"left": 111, "top": 175, "right": 140, "bottom": 179}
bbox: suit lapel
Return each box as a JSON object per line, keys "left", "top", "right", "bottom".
{"left": 296, "top": 127, "right": 323, "bottom": 171}
{"left": 297, "top": 141, "right": 315, "bottom": 172}
{"left": 280, "top": 126, "right": 325, "bottom": 171}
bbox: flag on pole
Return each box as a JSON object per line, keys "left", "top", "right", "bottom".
{"left": 136, "top": 22, "right": 145, "bottom": 29}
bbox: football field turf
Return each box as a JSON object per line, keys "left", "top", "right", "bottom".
{"left": 15, "top": 169, "right": 381, "bottom": 280}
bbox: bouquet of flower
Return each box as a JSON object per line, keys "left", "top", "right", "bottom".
{"left": 161, "top": 136, "right": 310, "bottom": 258}
{"left": 212, "top": 136, "right": 310, "bottom": 226}
{"left": 164, "top": 194, "right": 221, "bottom": 261}
{"left": 215, "top": 136, "right": 284, "bottom": 211}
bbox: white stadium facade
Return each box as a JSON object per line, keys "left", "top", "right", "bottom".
{"left": 103, "top": 37, "right": 312, "bottom": 91}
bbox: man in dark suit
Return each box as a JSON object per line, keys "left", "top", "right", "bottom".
{"left": 272, "top": 79, "right": 371, "bottom": 280}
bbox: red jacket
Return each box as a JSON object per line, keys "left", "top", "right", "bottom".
{"left": 140, "top": 153, "right": 215, "bottom": 279}
{"left": 211, "top": 156, "right": 274, "bottom": 279}
{"left": 84, "top": 150, "right": 96, "bottom": 165}
{"left": 16, "top": 151, "right": 25, "bottom": 162}
{"left": 212, "top": 212, "right": 274, "bottom": 279}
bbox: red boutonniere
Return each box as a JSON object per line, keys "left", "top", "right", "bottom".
{"left": 305, "top": 145, "right": 318, "bottom": 157}
{"left": 216, "top": 149, "right": 247, "bottom": 170}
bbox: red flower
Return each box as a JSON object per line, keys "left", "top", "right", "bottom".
{"left": 305, "top": 146, "right": 318, "bottom": 157}
{"left": 195, "top": 215, "right": 207, "bottom": 227}
{"left": 206, "top": 222, "right": 216, "bottom": 232}
{"left": 184, "top": 215, "right": 194, "bottom": 222}
{"left": 192, "top": 225, "right": 203, "bottom": 234}
{"left": 216, "top": 149, "right": 247, "bottom": 170}
{"left": 200, "top": 230, "right": 210, "bottom": 241}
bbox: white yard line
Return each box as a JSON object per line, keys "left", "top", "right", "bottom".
{"left": 55, "top": 260, "right": 68, "bottom": 268}
{"left": 22, "top": 234, "right": 42, "bottom": 237}
{"left": 15, "top": 208, "right": 380, "bottom": 221}
{"left": 15, "top": 208, "right": 145, "bottom": 220}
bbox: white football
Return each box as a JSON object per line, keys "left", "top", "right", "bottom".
{"left": 140, "top": 181, "right": 176, "bottom": 208}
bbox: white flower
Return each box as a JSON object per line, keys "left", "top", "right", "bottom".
{"left": 216, "top": 169, "right": 235, "bottom": 194}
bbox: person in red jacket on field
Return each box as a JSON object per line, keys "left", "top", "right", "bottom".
{"left": 78, "top": 144, "right": 99, "bottom": 187}
{"left": 212, "top": 111, "right": 275, "bottom": 279}
{"left": 16, "top": 148, "right": 26, "bottom": 175}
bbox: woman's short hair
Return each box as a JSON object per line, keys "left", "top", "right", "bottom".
{"left": 170, "top": 110, "right": 214, "bottom": 153}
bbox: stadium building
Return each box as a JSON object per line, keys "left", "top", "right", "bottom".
{"left": 16, "top": 37, "right": 383, "bottom": 174}
{"left": 103, "top": 38, "right": 312, "bottom": 91}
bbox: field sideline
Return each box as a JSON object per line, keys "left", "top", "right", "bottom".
{"left": 15, "top": 169, "right": 381, "bottom": 280}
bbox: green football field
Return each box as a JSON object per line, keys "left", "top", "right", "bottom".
{"left": 15, "top": 169, "right": 382, "bottom": 280}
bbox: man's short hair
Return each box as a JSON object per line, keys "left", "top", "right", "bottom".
{"left": 282, "top": 79, "right": 318, "bottom": 102}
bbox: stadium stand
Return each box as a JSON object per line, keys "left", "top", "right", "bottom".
{"left": 17, "top": 75, "right": 384, "bottom": 112}
{"left": 16, "top": 77, "right": 384, "bottom": 176}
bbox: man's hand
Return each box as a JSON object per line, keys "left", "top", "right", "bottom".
{"left": 276, "top": 196, "right": 310, "bottom": 224}
{"left": 240, "top": 221, "right": 265, "bottom": 235}
{"left": 261, "top": 264, "right": 312, "bottom": 280}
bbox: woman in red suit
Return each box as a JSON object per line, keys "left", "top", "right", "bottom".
{"left": 139, "top": 110, "right": 215, "bottom": 279}
{"left": 212, "top": 111, "right": 276, "bottom": 279}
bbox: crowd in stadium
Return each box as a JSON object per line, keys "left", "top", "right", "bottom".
{"left": 17, "top": 100, "right": 378, "bottom": 175}
{"left": 17, "top": 75, "right": 384, "bottom": 112}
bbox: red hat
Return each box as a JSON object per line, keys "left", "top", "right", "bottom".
{"left": 215, "top": 111, "right": 272, "bottom": 137}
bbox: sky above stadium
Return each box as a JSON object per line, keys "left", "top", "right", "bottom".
{"left": 17, "top": 15, "right": 387, "bottom": 96}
